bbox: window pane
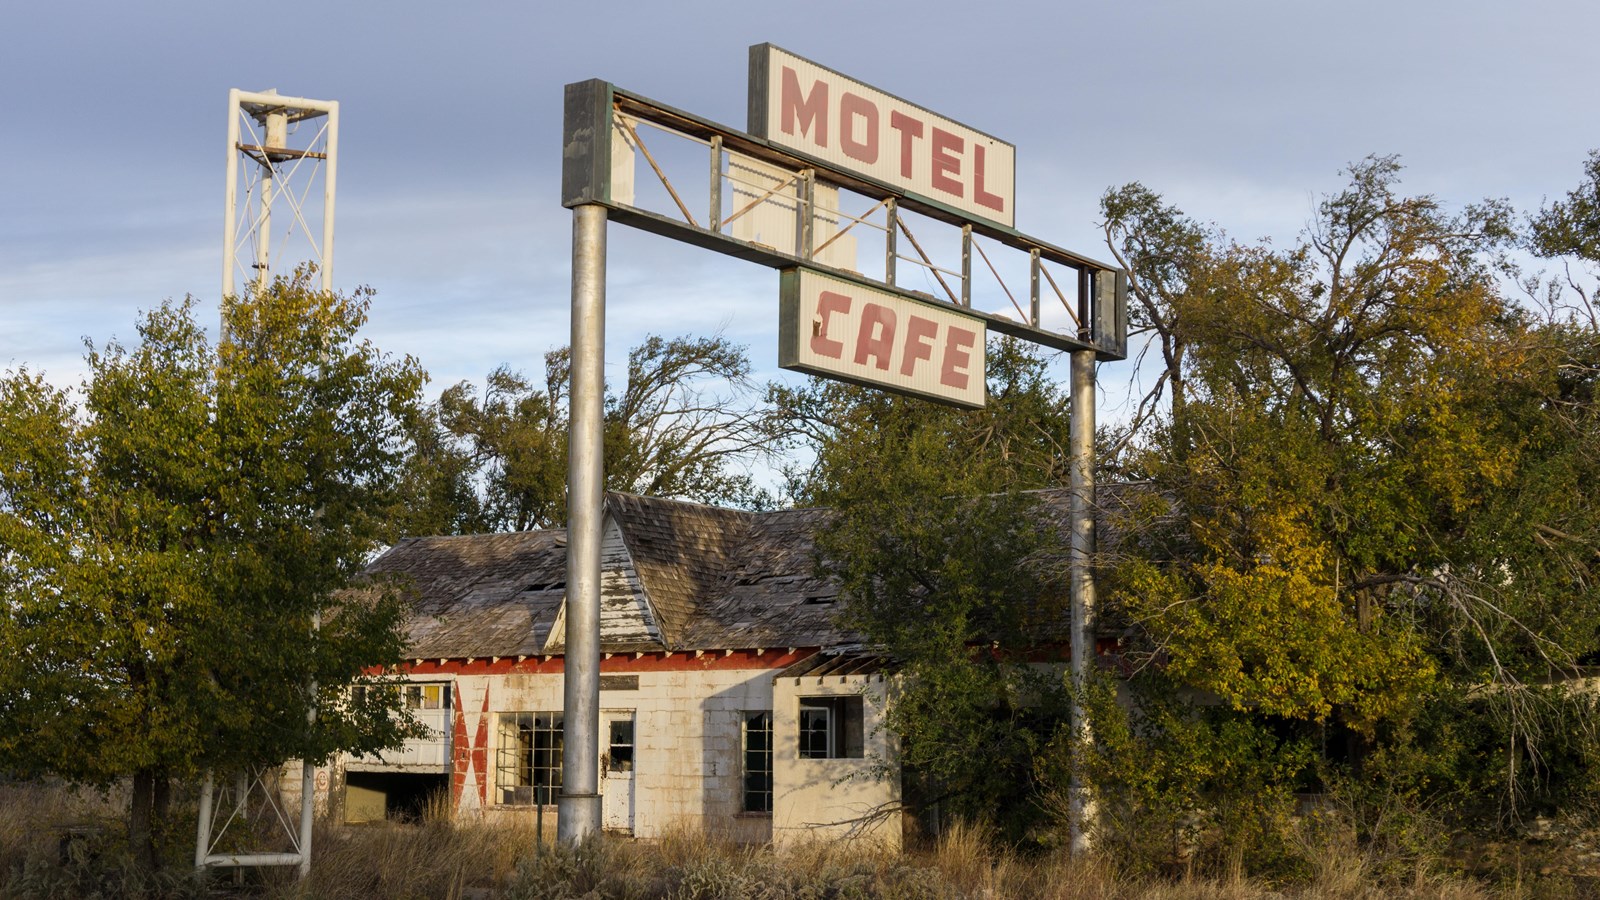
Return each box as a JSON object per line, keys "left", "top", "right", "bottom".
{"left": 798, "top": 697, "right": 864, "bottom": 760}
{"left": 799, "top": 706, "right": 832, "bottom": 759}
{"left": 742, "top": 710, "right": 773, "bottom": 813}
{"left": 608, "top": 717, "right": 635, "bottom": 772}
{"left": 609, "top": 720, "right": 634, "bottom": 746}
{"left": 496, "top": 711, "right": 564, "bottom": 806}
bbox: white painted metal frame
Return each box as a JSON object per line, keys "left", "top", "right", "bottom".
{"left": 193, "top": 768, "right": 314, "bottom": 871}
{"left": 222, "top": 89, "right": 339, "bottom": 304}
{"left": 202, "top": 88, "right": 340, "bottom": 881}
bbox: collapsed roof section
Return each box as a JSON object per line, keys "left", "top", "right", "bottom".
{"left": 363, "top": 487, "right": 1143, "bottom": 661}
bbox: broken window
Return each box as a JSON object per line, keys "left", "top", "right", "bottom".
{"left": 742, "top": 711, "right": 773, "bottom": 813}
{"left": 497, "top": 712, "right": 563, "bottom": 805}
{"left": 607, "top": 718, "right": 635, "bottom": 772}
{"left": 798, "top": 696, "right": 864, "bottom": 759}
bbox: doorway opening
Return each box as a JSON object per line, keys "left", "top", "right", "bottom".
{"left": 344, "top": 771, "right": 449, "bottom": 823}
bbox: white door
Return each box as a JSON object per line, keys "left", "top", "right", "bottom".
{"left": 601, "top": 711, "right": 635, "bottom": 832}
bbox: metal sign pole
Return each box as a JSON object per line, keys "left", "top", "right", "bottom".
{"left": 320, "top": 102, "right": 338, "bottom": 291}
{"left": 298, "top": 611, "right": 320, "bottom": 879}
{"left": 1067, "top": 346, "right": 1097, "bottom": 856}
{"left": 559, "top": 202, "right": 607, "bottom": 843}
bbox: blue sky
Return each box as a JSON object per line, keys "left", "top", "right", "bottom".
{"left": 3, "top": 1, "right": 1596, "bottom": 426}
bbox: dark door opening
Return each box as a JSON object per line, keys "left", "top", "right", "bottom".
{"left": 344, "top": 771, "right": 449, "bottom": 823}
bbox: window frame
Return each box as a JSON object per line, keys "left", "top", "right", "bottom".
{"left": 496, "top": 711, "right": 564, "bottom": 806}
{"left": 797, "top": 696, "right": 864, "bottom": 760}
{"left": 741, "top": 710, "right": 773, "bottom": 813}
{"left": 404, "top": 682, "right": 451, "bottom": 710}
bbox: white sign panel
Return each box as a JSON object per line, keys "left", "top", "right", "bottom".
{"left": 750, "top": 44, "right": 1016, "bottom": 229}
{"left": 780, "top": 268, "right": 987, "bottom": 408}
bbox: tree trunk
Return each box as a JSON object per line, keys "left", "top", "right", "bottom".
{"left": 128, "top": 767, "right": 159, "bottom": 871}
{"left": 152, "top": 769, "right": 172, "bottom": 860}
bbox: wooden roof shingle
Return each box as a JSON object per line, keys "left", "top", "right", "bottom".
{"left": 364, "top": 530, "right": 568, "bottom": 660}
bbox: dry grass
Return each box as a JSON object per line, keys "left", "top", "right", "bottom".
{"left": 0, "top": 779, "right": 126, "bottom": 855}
{"left": 0, "top": 781, "right": 1570, "bottom": 899}
{"left": 0, "top": 779, "right": 203, "bottom": 899}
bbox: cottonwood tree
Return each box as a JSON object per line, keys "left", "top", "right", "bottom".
{"left": 427, "top": 334, "right": 774, "bottom": 533}
{"left": 0, "top": 273, "right": 424, "bottom": 868}
{"left": 1102, "top": 156, "right": 1600, "bottom": 823}
{"left": 1099, "top": 182, "right": 1212, "bottom": 461}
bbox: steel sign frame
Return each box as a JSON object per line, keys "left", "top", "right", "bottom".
{"left": 559, "top": 45, "right": 1116, "bottom": 853}
{"left": 561, "top": 78, "right": 1128, "bottom": 362}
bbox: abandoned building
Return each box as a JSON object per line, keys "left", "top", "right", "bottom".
{"left": 313, "top": 492, "right": 908, "bottom": 846}
{"left": 302, "top": 487, "right": 1121, "bottom": 846}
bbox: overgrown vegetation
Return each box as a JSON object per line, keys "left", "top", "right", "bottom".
{"left": 771, "top": 339, "right": 1076, "bottom": 841}
{"left": 2, "top": 782, "right": 1553, "bottom": 898}
{"left": 772, "top": 151, "right": 1600, "bottom": 881}
{"left": 1087, "top": 154, "right": 1600, "bottom": 871}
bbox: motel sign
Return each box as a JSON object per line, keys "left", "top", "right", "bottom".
{"left": 750, "top": 45, "right": 1016, "bottom": 229}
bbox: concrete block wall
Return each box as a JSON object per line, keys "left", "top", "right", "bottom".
{"left": 332, "top": 663, "right": 782, "bottom": 843}
{"left": 772, "top": 672, "right": 900, "bottom": 850}
{"left": 325, "top": 657, "right": 897, "bottom": 846}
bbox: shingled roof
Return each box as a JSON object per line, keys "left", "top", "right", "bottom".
{"left": 676, "top": 505, "right": 851, "bottom": 650}
{"left": 366, "top": 487, "right": 1143, "bottom": 660}
{"left": 363, "top": 493, "right": 842, "bottom": 659}
{"left": 604, "top": 493, "right": 755, "bottom": 649}
{"left": 365, "top": 529, "right": 568, "bottom": 659}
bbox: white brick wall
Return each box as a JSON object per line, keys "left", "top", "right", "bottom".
{"left": 772, "top": 673, "right": 900, "bottom": 850}
{"left": 326, "top": 660, "right": 899, "bottom": 847}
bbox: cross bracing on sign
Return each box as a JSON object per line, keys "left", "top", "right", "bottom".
{"left": 562, "top": 72, "right": 1128, "bottom": 365}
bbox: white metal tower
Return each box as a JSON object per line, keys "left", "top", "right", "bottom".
{"left": 222, "top": 88, "right": 339, "bottom": 303}
{"left": 197, "top": 88, "right": 340, "bottom": 881}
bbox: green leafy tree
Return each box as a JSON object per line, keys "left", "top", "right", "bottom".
{"left": 1076, "top": 672, "right": 1315, "bottom": 875}
{"left": 773, "top": 339, "right": 1075, "bottom": 839}
{"left": 432, "top": 334, "right": 774, "bottom": 533}
{"left": 0, "top": 272, "right": 424, "bottom": 867}
{"left": 1102, "top": 156, "right": 1600, "bottom": 827}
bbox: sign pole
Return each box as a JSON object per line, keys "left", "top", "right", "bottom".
{"left": 560, "top": 202, "right": 606, "bottom": 843}
{"left": 1067, "top": 346, "right": 1097, "bottom": 856}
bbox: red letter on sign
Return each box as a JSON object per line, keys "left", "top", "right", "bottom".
{"left": 900, "top": 315, "right": 938, "bottom": 377}
{"left": 940, "top": 326, "right": 977, "bottom": 390}
{"left": 811, "top": 291, "right": 851, "bottom": 359}
{"left": 973, "top": 144, "right": 1005, "bottom": 214}
{"left": 889, "top": 111, "right": 923, "bottom": 179}
{"left": 930, "top": 128, "right": 964, "bottom": 198}
{"left": 839, "top": 92, "right": 879, "bottom": 164}
{"left": 854, "top": 302, "right": 897, "bottom": 372}
{"left": 781, "top": 67, "right": 828, "bottom": 147}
